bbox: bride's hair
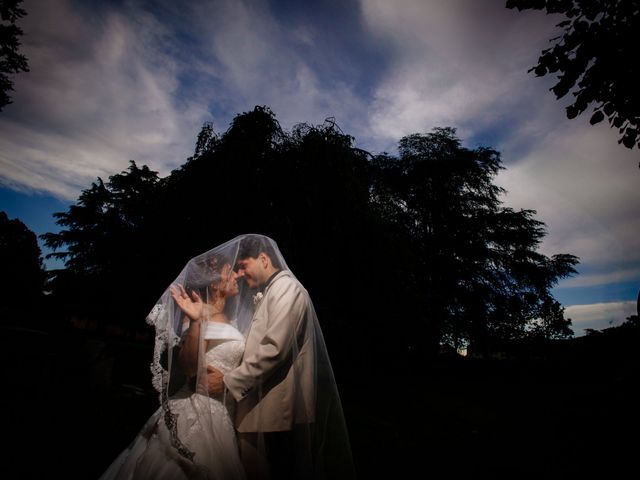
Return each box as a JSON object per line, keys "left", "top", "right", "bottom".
{"left": 184, "top": 253, "right": 232, "bottom": 299}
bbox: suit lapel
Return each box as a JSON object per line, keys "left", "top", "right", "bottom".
{"left": 242, "top": 270, "right": 289, "bottom": 348}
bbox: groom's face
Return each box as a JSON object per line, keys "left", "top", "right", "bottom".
{"left": 236, "top": 255, "right": 265, "bottom": 289}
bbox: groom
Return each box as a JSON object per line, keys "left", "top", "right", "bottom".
{"left": 206, "top": 235, "right": 315, "bottom": 480}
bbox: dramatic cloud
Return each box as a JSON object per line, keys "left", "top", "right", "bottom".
{"left": 187, "top": 0, "right": 371, "bottom": 137}
{"left": 0, "top": 0, "right": 378, "bottom": 199}
{"left": 359, "top": 0, "right": 562, "bottom": 147}
{"left": 0, "top": 0, "right": 637, "bottom": 318}
{"left": 496, "top": 120, "right": 640, "bottom": 289}
{"left": 0, "top": 0, "right": 210, "bottom": 198}
{"left": 357, "top": 0, "right": 639, "bottom": 301}
{"left": 566, "top": 301, "right": 637, "bottom": 335}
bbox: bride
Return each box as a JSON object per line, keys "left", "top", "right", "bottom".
{"left": 99, "top": 245, "right": 247, "bottom": 480}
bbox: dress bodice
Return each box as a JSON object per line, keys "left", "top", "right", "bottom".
{"left": 203, "top": 321, "right": 245, "bottom": 374}
{"left": 205, "top": 338, "right": 244, "bottom": 374}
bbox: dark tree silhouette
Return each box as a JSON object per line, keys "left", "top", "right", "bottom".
{"left": 507, "top": 0, "right": 640, "bottom": 149}
{"left": 0, "top": 0, "right": 29, "bottom": 111}
{"left": 158, "top": 107, "right": 387, "bottom": 370}
{"left": 371, "top": 128, "right": 578, "bottom": 356}
{"left": 41, "top": 161, "right": 166, "bottom": 329}
{"left": 0, "top": 211, "right": 44, "bottom": 324}
{"left": 41, "top": 109, "right": 578, "bottom": 369}
{"left": 41, "top": 108, "right": 386, "bottom": 370}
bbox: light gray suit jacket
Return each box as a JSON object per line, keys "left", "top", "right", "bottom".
{"left": 224, "top": 270, "right": 315, "bottom": 432}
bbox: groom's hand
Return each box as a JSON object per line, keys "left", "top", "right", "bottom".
{"left": 206, "top": 365, "right": 225, "bottom": 396}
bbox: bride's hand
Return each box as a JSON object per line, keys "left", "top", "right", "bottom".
{"left": 206, "top": 365, "right": 225, "bottom": 396}
{"left": 170, "top": 284, "right": 203, "bottom": 322}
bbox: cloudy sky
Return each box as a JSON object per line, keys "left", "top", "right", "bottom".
{"left": 1, "top": 0, "right": 638, "bottom": 335}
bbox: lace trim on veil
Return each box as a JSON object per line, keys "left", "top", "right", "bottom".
{"left": 146, "top": 303, "right": 196, "bottom": 462}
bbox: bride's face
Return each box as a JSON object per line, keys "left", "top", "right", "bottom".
{"left": 214, "top": 263, "right": 240, "bottom": 297}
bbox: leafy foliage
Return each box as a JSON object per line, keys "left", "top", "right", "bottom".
{"left": 42, "top": 108, "right": 383, "bottom": 353}
{"left": 42, "top": 108, "right": 578, "bottom": 365}
{"left": 41, "top": 161, "right": 166, "bottom": 325}
{"left": 507, "top": 0, "right": 640, "bottom": 149}
{"left": 0, "top": 0, "right": 29, "bottom": 111}
{"left": 371, "top": 128, "right": 578, "bottom": 354}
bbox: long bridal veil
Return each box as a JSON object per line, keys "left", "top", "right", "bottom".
{"left": 146, "top": 234, "right": 355, "bottom": 479}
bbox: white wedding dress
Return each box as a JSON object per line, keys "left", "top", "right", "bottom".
{"left": 99, "top": 323, "right": 246, "bottom": 480}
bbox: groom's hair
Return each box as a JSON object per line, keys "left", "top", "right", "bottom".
{"left": 238, "top": 235, "right": 282, "bottom": 270}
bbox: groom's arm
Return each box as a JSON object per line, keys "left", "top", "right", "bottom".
{"left": 224, "top": 276, "right": 307, "bottom": 402}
